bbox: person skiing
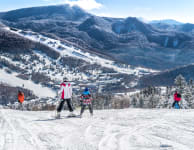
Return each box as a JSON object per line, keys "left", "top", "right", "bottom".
{"left": 172, "top": 91, "right": 181, "bottom": 108}
{"left": 80, "top": 87, "right": 93, "bottom": 118}
{"left": 18, "top": 90, "right": 24, "bottom": 110}
{"left": 56, "top": 77, "right": 75, "bottom": 118}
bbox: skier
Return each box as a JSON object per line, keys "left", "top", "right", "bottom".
{"left": 172, "top": 91, "right": 181, "bottom": 109}
{"left": 80, "top": 88, "right": 93, "bottom": 118}
{"left": 56, "top": 77, "right": 75, "bottom": 118}
{"left": 18, "top": 90, "right": 24, "bottom": 110}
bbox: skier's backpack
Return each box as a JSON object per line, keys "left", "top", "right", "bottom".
{"left": 174, "top": 102, "right": 180, "bottom": 109}
{"left": 177, "top": 93, "right": 181, "bottom": 98}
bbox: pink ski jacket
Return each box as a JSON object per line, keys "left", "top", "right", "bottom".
{"left": 174, "top": 93, "right": 181, "bottom": 102}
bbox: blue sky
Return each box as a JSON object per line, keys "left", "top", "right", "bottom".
{"left": 0, "top": 0, "right": 194, "bottom": 23}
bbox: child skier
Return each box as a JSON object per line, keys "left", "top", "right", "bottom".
{"left": 172, "top": 91, "right": 181, "bottom": 109}
{"left": 80, "top": 88, "right": 93, "bottom": 118}
{"left": 56, "top": 77, "right": 75, "bottom": 118}
{"left": 18, "top": 90, "right": 24, "bottom": 110}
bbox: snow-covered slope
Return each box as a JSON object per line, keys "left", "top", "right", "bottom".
{"left": 0, "top": 69, "right": 56, "bottom": 98}
{"left": 1, "top": 108, "right": 194, "bottom": 150}
{"left": 6, "top": 27, "right": 157, "bottom": 76}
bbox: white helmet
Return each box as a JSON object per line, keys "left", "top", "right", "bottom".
{"left": 63, "top": 77, "right": 68, "bottom": 82}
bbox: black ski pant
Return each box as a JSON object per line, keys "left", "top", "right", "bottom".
{"left": 57, "top": 99, "right": 73, "bottom": 112}
{"left": 80, "top": 104, "right": 93, "bottom": 115}
{"left": 19, "top": 102, "right": 23, "bottom": 111}
{"left": 172, "top": 101, "right": 180, "bottom": 108}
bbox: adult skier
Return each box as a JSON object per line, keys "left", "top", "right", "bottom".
{"left": 56, "top": 77, "right": 75, "bottom": 118}
{"left": 80, "top": 88, "right": 93, "bottom": 118}
{"left": 172, "top": 91, "right": 181, "bottom": 109}
{"left": 18, "top": 90, "right": 24, "bottom": 110}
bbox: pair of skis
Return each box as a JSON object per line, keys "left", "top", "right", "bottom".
{"left": 54, "top": 100, "right": 79, "bottom": 119}
{"left": 54, "top": 113, "right": 80, "bottom": 119}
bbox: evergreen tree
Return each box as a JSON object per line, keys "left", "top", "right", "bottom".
{"left": 184, "top": 86, "right": 192, "bottom": 108}
{"left": 188, "top": 79, "right": 194, "bottom": 108}
{"left": 174, "top": 74, "right": 187, "bottom": 94}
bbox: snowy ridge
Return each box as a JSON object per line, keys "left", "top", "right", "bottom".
{"left": 0, "top": 108, "right": 194, "bottom": 150}
{"left": 6, "top": 27, "right": 158, "bottom": 76}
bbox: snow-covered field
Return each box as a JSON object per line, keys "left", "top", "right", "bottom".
{"left": 1, "top": 108, "right": 194, "bottom": 150}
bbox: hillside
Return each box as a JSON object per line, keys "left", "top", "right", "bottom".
{"left": 0, "top": 108, "right": 194, "bottom": 150}
{"left": 0, "top": 26, "right": 60, "bottom": 58}
{"left": 1, "top": 5, "right": 90, "bottom": 22}
{"left": 0, "top": 24, "right": 157, "bottom": 104}
{"left": 138, "top": 64, "right": 194, "bottom": 88}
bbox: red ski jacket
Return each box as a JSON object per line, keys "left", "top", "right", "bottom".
{"left": 59, "top": 82, "right": 72, "bottom": 99}
{"left": 18, "top": 93, "right": 24, "bottom": 103}
{"left": 174, "top": 93, "right": 181, "bottom": 102}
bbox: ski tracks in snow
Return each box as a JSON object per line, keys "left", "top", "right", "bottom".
{"left": 1, "top": 109, "right": 194, "bottom": 150}
{"left": 0, "top": 109, "right": 46, "bottom": 150}
{"left": 0, "top": 109, "right": 98, "bottom": 150}
{"left": 96, "top": 109, "right": 194, "bottom": 150}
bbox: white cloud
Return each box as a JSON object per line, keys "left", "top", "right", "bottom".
{"left": 65, "top": 0, "right": 102, "bottom": 10}
{"left": 43, "top": 0, "right": 103, "bottom": 11}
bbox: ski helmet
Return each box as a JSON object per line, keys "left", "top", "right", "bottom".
{"left": 63, "top": 77, "right": 68, "bottom": 82}
{"left": 85, "top": 87, "right": 89, "bottom": 92}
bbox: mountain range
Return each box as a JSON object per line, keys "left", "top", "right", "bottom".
{"left": 1, "top": 4, "right": 194, "bottom": 97}
{"left": 150, "top": 19, "right": 183, "bottom": 25}
{"left": 1, "top": 5, "right": 194, "bottom": 70}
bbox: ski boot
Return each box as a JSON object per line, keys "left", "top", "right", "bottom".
{"left": 90, "top": 113, "right": 93, "bottom": 117}
{"left": 67, "top": 112, "right": 76, "bottom": 117}
{"left": 56, "top": 112, "right": 61, "bottom": 119}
